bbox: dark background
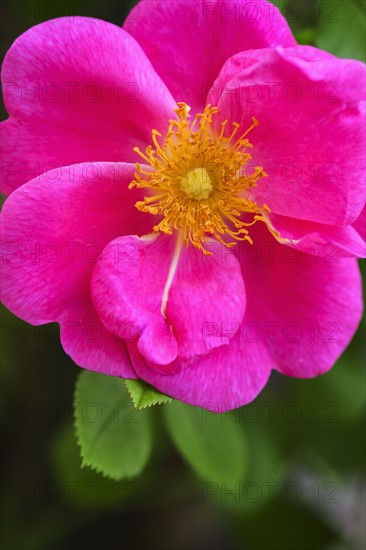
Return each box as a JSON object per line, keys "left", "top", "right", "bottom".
{"left": 1, "top": 1, "right": 365, "bottom": 549}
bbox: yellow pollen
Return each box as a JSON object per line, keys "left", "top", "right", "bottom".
{"left": 180, "top": 167, "right": 213, "bottom": 200}
{"left": 130, "top": 102, "right": 269, "bottom": 254}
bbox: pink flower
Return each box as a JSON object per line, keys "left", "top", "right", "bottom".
{"left": 1, "top": 0, "right": 365, "bottom": 412}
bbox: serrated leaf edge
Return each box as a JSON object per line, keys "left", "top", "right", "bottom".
{"left": 73, "top": 372, "right": 142, "bottom": 482}
{"left": 125, "top": 379, "right": 173, "bottom": 409}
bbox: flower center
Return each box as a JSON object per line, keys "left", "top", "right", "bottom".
{"left": 180, "top": 167, "right": 213, "bottom": 200}
{"left": 130, "top": 102, "right": 269, "bottom": 254}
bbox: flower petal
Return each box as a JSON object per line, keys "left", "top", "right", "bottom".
{"left": 0, "top": 162, "right": 149, "bottom": 376}
{"left": 128, "top": 220, "right": 363, "bottom": 409}
{"left": 91, "top": 234, "right": 246, "bottom": 367}
{"left": 352, "top": 205, "right": 366, "bottom": 243}
{"left": 60, "top": 294, "right": 135, "bottom": 378}
{"left": 124, "top": 0, "right": 296, "bottom": 112}
{"left": 128, "top": 338, "right": 273, "bottom": 413}
{"left": 1, "top": 17, "right": 176, "bottom": 194}
{"left": 267, "top": 213, "right": 366, "bottom": 258}
{"left": 236, "top": 222, "right": 363, "bottom": 378}
{"left": 91, "top": 234, "right": 179, "bottom": 369}
{"left": 211, "top": 46, "right": 366, "bottom": 227}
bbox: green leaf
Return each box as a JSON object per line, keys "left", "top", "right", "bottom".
{"left": 163, "top": 401, "right": 248, "bottom": 484}
{"left": 125, "top": 379, "right": 173, "bottom": 409}
{"left": 316, "top": 0, "right": 366, "bottom": 61}
{"left": 74, "top": 371, "right": 152, "bottom": 480}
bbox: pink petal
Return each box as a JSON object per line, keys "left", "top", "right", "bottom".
{"left": 167, "top": 238, "right": 246, "bottom": 358}
{"left": 128, "top": 339, "right": 273, "bottom": 413}
{"left": 91, "top": 234, "right": 246, "bottom": 367}
{"left": 92, "top": 234, "right": 179, "bottom": 369}
{"left": 60, "top": 294, "right": 135, "bottom": 378}
{"left": 0, "top": 162, "right": 150, "bottom": 376}
{"left": 352, "top": 205, "right": 366, "bottom": 243}
{"left": 1, "top": 17, "right": 175, "bottom": 194}
{"left": 267, "top": 213, "right": 366, "bottom": 258}
{"left": 124, "top": 0, "right": 296, "bottom": 112}
{"left": 211, "top": 46, "right": 366, "bottom": 227}
{"left": 237, "top": 222, "right": 363, "bottom": 378}
{"left": 127, "top": 220, "right": 363, "bottom": 409}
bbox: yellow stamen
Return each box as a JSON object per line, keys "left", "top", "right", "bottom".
{"left": 130, "top": 102, "right": 269, "bottom": 254}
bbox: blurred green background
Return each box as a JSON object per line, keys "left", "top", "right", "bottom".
{"left": 0, "top": 1, "right": 365, "bottom": 549}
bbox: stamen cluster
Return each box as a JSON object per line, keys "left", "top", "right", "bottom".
{"left": 130, "top": 103, "right": 268, "bottom": 253}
